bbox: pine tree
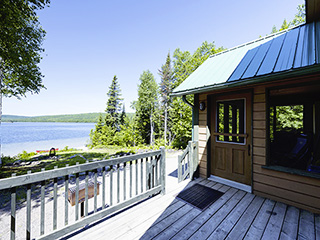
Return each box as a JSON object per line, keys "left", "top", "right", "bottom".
{"left": 105, "top": 75, "right": 123, "bottom": 130}
{"left": 159, "top": 52, "right": 173, "bottom": 146}
{"left": 119, "top": 104, "right": 126, "bottom": 126}
{"left": 134, "top": 70, "right": 159, "bottom": 145}
{"left": 90, "top": 114, "right": 104, "bottom": 147}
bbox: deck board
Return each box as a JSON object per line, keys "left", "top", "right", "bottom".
{"left": 261, "top": 202, "right": 287, "bottom": 240}
{"left": 207, "top": 193, "right": 255, "bottom": 239}
{"left": 244, "top": 198, "right": 276, "bottom": 240}
{"left": 62, "top": 154, "right": 320, "bottom": 240}
{"left": 188, "top": 190, "right": 246, "bottom": 239}
{"left": 170, "top": 187, "right": 237, "bottom": 240}
{"left": 315, "top": 214, "right": 320, "bottom": 239}
{"left": 298, "top": 210, "right": 315, "bottom": 240}
{"left": 225, "top": 196, "right": 265, "bottom": 240}
{"left": 279, "top": 205, "right": 300, "bottom": 240}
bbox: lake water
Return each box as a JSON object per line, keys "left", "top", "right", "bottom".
{"left": 1, "top": 122, "right": 95, "bottom": 156}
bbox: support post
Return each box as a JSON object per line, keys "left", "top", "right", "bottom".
{"left": 178, "top": 155, "right": 182, "bottom": 183}
{"left": 160, "top": 147, "right": 166, "bottom": 195}
{"left": 189, "top": 141, "right": 194, "bottom": 180}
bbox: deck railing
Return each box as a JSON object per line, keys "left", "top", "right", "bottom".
{"left": 178, "top": 141, "right": 198, "bottom": 182}
{"left": 0, "top": 147, "right": 166, "bottom": 240}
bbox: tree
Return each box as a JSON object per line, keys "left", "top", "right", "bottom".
{"left": 158, "top": 52, "right": 173, "bottom": 146}
{"left": 270, "top": 4, "right": 305, "bottom": 33}
{"left": 0, "top": 0, "right": 50, "bottom": 97}
{"left": 0, "top": 0, "right": 50, "bottom": 164}
{"left": 119, "top": 104, "right": 126, "bottom": 126}
{"left": 90, "top": 114, "right": 104, "bottom": 147}
{"left": 170, "top": 41, "right": 224, "bottom": 148}
{"left": 291, "top": 4, "right": 306, "bottom": 26}
{"left": 134, "top": 70, "right": 159, "bottom": 145}
{"left": 105, "top": 75, "right": 123, "bottom": 130}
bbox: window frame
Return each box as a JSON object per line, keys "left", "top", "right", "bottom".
{"left": 215, "top": 97, "right": 247, "bottom": 146}
{"left": 266, "top": 82, "right": 320, "bottom": 175}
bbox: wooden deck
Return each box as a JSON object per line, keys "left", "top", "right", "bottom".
{"left": 61, "top": 169, "right": 320, "bottom": 240}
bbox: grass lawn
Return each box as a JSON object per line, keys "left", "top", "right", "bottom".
{"left": 0, "top": 146, "right": 136, "bottom": 179}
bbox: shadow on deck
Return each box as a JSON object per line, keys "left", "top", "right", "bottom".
{"left": 62, "top": 171, "right": 320, "bottom": 240}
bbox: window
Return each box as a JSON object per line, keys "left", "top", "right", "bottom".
{"left": 268, "top": 84, "right": 320, "bottom": 174}
{"left": 216, "top": 99, "right": 245, "bottom": 143}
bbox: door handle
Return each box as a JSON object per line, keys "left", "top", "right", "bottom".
{"left": 248, "top": 144, "right": 251, "bottom": 156}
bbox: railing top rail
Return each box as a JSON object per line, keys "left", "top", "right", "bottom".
{"left": 0, "top": 150, "right": 161, "bottom": 190}
{"left": 179, "top": 146, "right": 189, "bottom": 162}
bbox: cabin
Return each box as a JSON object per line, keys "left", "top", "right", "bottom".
{"left": 172, "top": 0, "right": 320, "bottom": 214}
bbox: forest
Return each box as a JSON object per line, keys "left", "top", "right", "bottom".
{"left": 90, "top": 4, "right": 305, "bottom": 150}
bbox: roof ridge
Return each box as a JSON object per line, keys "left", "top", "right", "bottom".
{"left": 210, "top": 23, "right": 304, "bottom": 59}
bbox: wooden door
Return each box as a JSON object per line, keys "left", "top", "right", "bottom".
{"left": 211, "top": 92, "right": 252, "bottom": 185}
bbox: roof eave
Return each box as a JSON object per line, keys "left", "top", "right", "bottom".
{"left": 171, "top": 64, "right": 320, "bottom": 97}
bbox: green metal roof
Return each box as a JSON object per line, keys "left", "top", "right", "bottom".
{"left": 172, "top": 21, "right": 320, "bottom": 96}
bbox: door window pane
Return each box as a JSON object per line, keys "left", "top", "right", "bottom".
{"left": 216, "top": 99, "right": 245, "bottom": 143}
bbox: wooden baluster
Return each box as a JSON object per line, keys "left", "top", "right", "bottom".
{"left": 75, "top": 164, "right": 80, "bottom": 221}
{"left": 123, "top": 162, "right": 126, "bottom": 201}
{"left": 146, "top": 157, "right": 150, "bottom": 190}
{"left": 160, "top": 147, "right": 166, "bottom": 195}
{"left": 150, "top": 156, "right": 154, "bottom": 189}
{"left": 94, "top": 169, "right": 98, "bottom": 213}
{"left": 85, "top": 170, "right": 89, "bottom": 217}
{"left": 135, "top": 160, "right": 138, "bottom": 196}
{"left": 117, "top": 163, "right": 120, "bottom": 203}
{"left": 140, "top": 158, "right": 143, "bottom": 193}
{"left": 102, "top": 166, "right": 106, "bottom": 209}
{"left": 129, "top": 161, "right": 133, "bottom": 198}
{"left": 64, "top": 165, "right": 69, "bottom": 226}
{"left": 109, "top": 165, "right": 113, "bottom": 206}
{"left": 155, "top": 156, "right": 159, "bottom": 186}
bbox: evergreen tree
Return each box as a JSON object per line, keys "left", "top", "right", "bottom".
{"left": 119, "top": 104, "right": 126, "bottom": 126}
{"left": 134, "top": 70, "right": 159, "bottom": 145}
{"left": 271, "top": 4, "right": 305, "bottom": 33}
{"left": 105, "top": 75, "right": 123, "bottom": 130}
{"left": 159, "top": 52, "right": 173, "bottom": 146}
{"left": 170, "top": 41, "right": 224, "bottom": 148}
{"left": 90, "top": 114, "right": 104, "bottom": 147}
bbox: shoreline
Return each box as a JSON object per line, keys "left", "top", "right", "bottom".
{"left": 1, "top": 137, "right": 91, "bottom": 157}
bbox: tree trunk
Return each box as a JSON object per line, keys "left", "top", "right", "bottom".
{"left": 164, "top": 103, "right": 167, "bottom": 146}
{"left": 150, "top": 108, "right": 153, "bottom": 145}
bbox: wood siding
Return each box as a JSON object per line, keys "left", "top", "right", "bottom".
{"left": 252, "top": 84, "right": 320, "bottom": 214}
{"left": 196, "top": 75, "right": 320, "bottom": 214}
{"left": 198, "top": 93, "right": 208, "bottom": 178}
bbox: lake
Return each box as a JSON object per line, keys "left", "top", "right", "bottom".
{"left": 1, "top": 122, "right": 96, "bottom": 156}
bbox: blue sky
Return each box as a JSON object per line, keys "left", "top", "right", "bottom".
{"left": 3, "top": 0, "right": 304, "bottom": 116}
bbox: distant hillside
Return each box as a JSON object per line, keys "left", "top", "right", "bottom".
{"left": 2, "top": 112, "right": 135, "bottom": 123}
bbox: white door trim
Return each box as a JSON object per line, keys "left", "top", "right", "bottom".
{"left": 209, "top": 175, "right": 252, "bottom": 193}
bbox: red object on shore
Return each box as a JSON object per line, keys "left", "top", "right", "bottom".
{"left": 36, "top": 148, "right": 59, "bottom": 153}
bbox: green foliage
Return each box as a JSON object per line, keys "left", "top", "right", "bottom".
{"left": 269, "top": 105, "right": 304, "bottom": 141}
{"left": 0, "top": 0, "right": 50, "bottom": 98}
{"left": 90, "top": 76, "right": 126, "bottom": 147}
{"left": 159, "top": 52, "right": 173, "bottom": 146}
{"left": 105, "top": 75, "right": 123, "bottom": 129}
{"left": 17, "top": 150, "right": 37, "bottom": 160}
{"left": 134, "top": 70, "right": 159, "bottom": 145}
{"left": 270, "top": 4, "right": 305, "bottom": 33}
{"left": 170, "top": 41, "right": 224, "bottom": 148}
